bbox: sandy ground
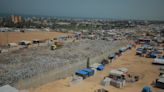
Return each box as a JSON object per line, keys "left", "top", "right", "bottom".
{"left": 30, "top": 47, "right": 163, "bottom": 92}
{"left": 0, "top": 31, "right": 70, "bottom": 45}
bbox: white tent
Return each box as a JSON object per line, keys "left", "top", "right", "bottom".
{"left": 0, "top": 85, "right": 18, "bottom": 92}
{"left": 160, "top": 66, "right": 164, "bottom": 71}
{"left": 109, "top": 69, "right": 124, "bottom": 76}
{"left": 153, "top": 58, "right": 164, "bottom": 65}
{"left": 8, "top": 43, "right": 18, "bottom": 47}
{"left": 90, "top": 63, "right": 101, "bottom": 69}
{"left": 117, "top": 67, "right": 128, "bottom": 73}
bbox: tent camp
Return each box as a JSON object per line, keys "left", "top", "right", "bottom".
{"left": 0, "top": 85, "right": 18, "bottom": 92}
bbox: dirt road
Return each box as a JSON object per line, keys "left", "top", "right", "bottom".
{"left": 30, "top": 47, "right": 163, "bottom": 92}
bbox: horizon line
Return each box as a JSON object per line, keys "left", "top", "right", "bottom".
{"left": 0, "top": 13, "right": 164, "bottom": 21}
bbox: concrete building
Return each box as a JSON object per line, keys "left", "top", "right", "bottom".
{"left": 11, "top": 15, "right": 22, "bottom": 24}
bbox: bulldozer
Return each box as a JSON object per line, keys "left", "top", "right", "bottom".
{"left": 51, "top": 41, "right": 64, "bottom": 50}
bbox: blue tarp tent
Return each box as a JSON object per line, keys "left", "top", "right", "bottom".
{"left": 82, "top": 68, "right": 94, "bottom": 76}
{"left": 75, "top": 70, "right": 88, "bottom": 79}
{"left": 76, "top": 70, "right": 88, "bottom": 75}
{"left": 149, "top": 53, "right": 157, "bottom": 58}
{"left": 97, "top": 65, "right": 104, "bottom": 71}
{"left": 142, "top": 86, "right": 152, "bottom": 92}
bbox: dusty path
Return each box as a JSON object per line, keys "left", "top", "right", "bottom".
{"left": 30, "top": 47, "right": 163, "bottom": 92}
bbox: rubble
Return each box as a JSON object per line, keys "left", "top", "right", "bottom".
{"left": 0, "top": 39, "right": 127, "bottom": 86}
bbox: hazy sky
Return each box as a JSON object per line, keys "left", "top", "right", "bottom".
{"left": 1, "top": 0, "right": 164, "bottom": 20}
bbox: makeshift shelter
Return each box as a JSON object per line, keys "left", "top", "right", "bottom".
{"left": 160, "top": 66, "right": 164, "bottom": 71}
{"left": 58, "top": 35, "right": 68, "bottom": 41}
{"left": 75, "top": 70, "right": 88, "bottom": 79}
{"left": 82, "top": 68, "right": 94, "bottom": 76}
{"left": 97, "top": 65, "right": 104, "bottom": 71}
{"left": 91, "top": 67, "right": 97, "bottom": 74}
{"left": 160, "top": 70, "right": 164, "bottom": 76}
{"left": 141, "top": 86, "right": 152, "bottom": 92}
{"left": 117, "top": 67, "right": 128, "bottom": 74}
{"left": 101, "top": 59, "right": 109, "bottom": 65}
{"left": 32, "top": 39, "right": 44, "bottom": 44}
{"left": 147, "top": 53, "right": 157, "bottom": 58}
{"left": 152, "top": 58, "right": 164, "bottom": 65}
{"left": 0, "top": 85, "right": 19, "bottom": 92}
{"left": 109, "top": 69, "right": 124, "bottom": 77}
{"left": 101, "top": 77, "right": 111, "bottom": 86}
{"left": 159, "top": 56, "right": 164, "bottom": 59}
{"left": 70, "top": 75, "right": 83, "bottom": 85}
{"left": 19, "top": 40, "right": 31, "bottom": 45}
{"left": 90, "top": 63, "right": 101, "bottom": 69}
{"left": 8, "top": 43, "right": 18, "bottom": 48}
{"left": 110, "top": 79, "right": 126, "bottom": 88}
{"left": 94, "top": 88, "right": 108, "bottom": 92}
{"left": 137, "top": 38, "right": 151, "bottom": 44}
{"left": 136, "top": 48, "right": 143, "bottom": 52}
{"left": 160, "top": 74, "right": 164, "bottom": 78}
{"left": 108, "top": 53, "right": 116, "bottom": 60}
{"left": 154, "top": 78, "right": 164, "bottom": 89}
{"left": 127, "top": 44, "right": 132, "bottom": 49}
{"left": 119, "top": 47, "right": 127, "bottom": 52}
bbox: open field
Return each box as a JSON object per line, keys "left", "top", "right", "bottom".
{"left": 0, "top": 31, "right": 69, "bottom": 46}
{"left": 30, "top": 47, "right": 163, "bottom": 92}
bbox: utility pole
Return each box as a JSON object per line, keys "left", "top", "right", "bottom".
{"left": 87, "top": 57, "right": 90, "bottom": 68}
